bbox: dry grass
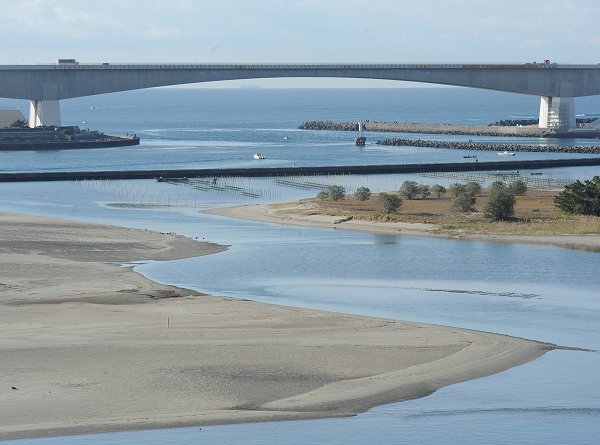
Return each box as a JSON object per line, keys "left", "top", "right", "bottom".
{"left": 304, "top": 189, "right": 600, "bottom": 236}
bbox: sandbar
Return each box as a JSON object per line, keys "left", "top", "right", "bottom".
{"left": 208, "top": 203, "right": 600, "bottom": 251}
{"left": 0, "top": 212, "right": 554, "bottom": 440}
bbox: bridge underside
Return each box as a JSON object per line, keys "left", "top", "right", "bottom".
{"left": 0, "top": 64, "right": 596, "bottom": 129}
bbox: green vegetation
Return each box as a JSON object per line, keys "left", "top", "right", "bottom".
{"left": 554, "top": 176, "right": 600, "bottom": 216}
{"left": 452, "top": 189, "right": 477, "bottom": 212}
{"left": 398, "top": 181, "right": 420, "bottom": 199}
{"left": 448, "top": 182, "right": 480, "bottom": 213}
{"left": 354, "top": 187, "right": 371, "bottom": 201}
{"left": 304, "top": 182, "right": 599, "bottom": 236}
{"left": 464, "top": 181, "right": 482, "bottom": 196}
{"left": 448, "top": 182, "right": 467, "bottom": 197}
{"left": 377, "top": 193, "right": 402, "bottom": 213}
{"left": 417, "top": 184, "right": 431, "bottom": 199}
{"left": 484, "top": 183, "right": 516, "bottom": 220}
{"left": 317, "top": 185, "right": 346, "bottom": 201}
{"left": 431, "top": 184, "right": 446, "bottom": 199}
{"left": 9, "top": 119, "right": 28, "bottom": 128}
{"left": 317, "top": 191, "right": 329, "bottom": 200}
{"left": 509, "top": 179, "right": 528, "bottom": 196}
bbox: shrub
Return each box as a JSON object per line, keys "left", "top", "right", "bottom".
{"left": 448, "top": 182, "right": 467, "bottom": 197}
{"left": 452, "top": 191, "right": 477, "bottom": 212}
{"left": 509, "top": 179, "right": 528, "bottom": 196}
{"left": 10, "top": 119, "right": 28, "bottom": 128}
{"left": 398, "top": 181, "right": 420, "bottom": 199}
{"left": 326, "top": 185, "right": 346, "bottom": 201}
{"left": 317, "top": 191, "right": 329, "bottom": 200}
{"left": 377, "top": 193, "right": 402, "bottom": 214}
{"left": 431, "top": 184, "right": 446, "bottom": 199}
{"left": 484, "top": 187, "right": 516, "bottom": 220}
{"left": 354, "top": 187, "right": 371, "bottom": 201}
{"left": 488, "top": 181, "right": 507, "bottom": 192}
{"left": 554, "top": 176, "right": 600, "bottom": 216}
{"left": 417, "top": 184, "right": 431, "bottom": 199}
{"left": 465, "top": 181, "right": 482, "bottom": 196}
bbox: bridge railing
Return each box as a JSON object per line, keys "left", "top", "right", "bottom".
{"left": 1, "top": 63, "right": 599, "bottom": 70}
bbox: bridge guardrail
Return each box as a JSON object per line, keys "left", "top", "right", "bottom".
{"left": 1, "top": 63, "right": 599, "bottom": 71}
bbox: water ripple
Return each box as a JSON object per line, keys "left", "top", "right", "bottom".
{"left": 418, "top": 287, "right": 541, "bottom": 299}
{"left": 400, "top": 407, "right": 600, "bottom": 418}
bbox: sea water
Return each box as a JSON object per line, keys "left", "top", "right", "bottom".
{"left": 1, "top": 88, "right": 600, "bottom": 175}
{"left": 1, "top": 88, "right": 599, "bottom": 444}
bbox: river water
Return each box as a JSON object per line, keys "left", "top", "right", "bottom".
{"left": 1, "top": 88, "right": 599, "bottom": 444}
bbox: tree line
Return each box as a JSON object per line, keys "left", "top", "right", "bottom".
{"left": 317, "top": 179, "right": 529, "bottom": 221}
{"left": 317, "top": 176, "right": 600, "bottom": 220}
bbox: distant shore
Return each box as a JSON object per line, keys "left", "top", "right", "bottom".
{"left": 0, "top": 212, "right": 555, "bottom": 440}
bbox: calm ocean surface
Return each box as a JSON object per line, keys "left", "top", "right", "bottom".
{"left": 1, "top": 88, "right": 599, "bottom": 444}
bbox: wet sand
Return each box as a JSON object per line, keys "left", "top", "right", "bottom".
{"left": 0, "top": 212, "right": 554, "bottom": 440}
{"left": 209, "top": 203, "right": 600, "bottom": 251}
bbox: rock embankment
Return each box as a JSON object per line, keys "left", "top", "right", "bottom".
{"left": 489, "top": 118, "right": 597, "bottom": 127}
{"left": 299, "top": 120, "right": 361, "bottom": 131}
{"left": 377, "top": 138, "right": 600, "bottom": 154}
{"left": 298, "top": 120, "right": 600, "bottom": 138}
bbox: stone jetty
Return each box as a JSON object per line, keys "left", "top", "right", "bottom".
{"left": 298, "top": 120, "right": 600, "bottom": 139}
{"left": 376, "top": 138, "right": 600, "bottom": 155}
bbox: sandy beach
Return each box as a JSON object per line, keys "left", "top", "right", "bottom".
{"left": 0, "top": 212, "right": 555, "bottom": 440}
{"left": 209, "top": 203, "right": 600, "bottom": 251}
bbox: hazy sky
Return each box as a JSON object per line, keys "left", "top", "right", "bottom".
{"left": 1, "top": 0, "right": 599, "bottom": 87}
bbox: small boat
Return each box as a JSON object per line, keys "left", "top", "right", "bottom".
{"left": 253, "top": 153, "right": 266, "bottom": 160}
{"left": 463, "top": 154, "right": 477, "bottom": 158}
{"left": 497, "top": 151, "right": 515, "bottom": 157}
{"left": 283, "top": 135, "right": 290, "bottom": 140}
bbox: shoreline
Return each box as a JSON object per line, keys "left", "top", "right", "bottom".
{"left": 1, "top": 212, "right": 556, "bottom": 440}
{"left": 208, "top": 204, "right": 600, "bottom": 251}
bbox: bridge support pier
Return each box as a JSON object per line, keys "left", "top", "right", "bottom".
{"left": 538, "top": 96, "right": 575, "bottom": 130}
{"left": 28, "top": 99, "right": 61, "bottom": 127}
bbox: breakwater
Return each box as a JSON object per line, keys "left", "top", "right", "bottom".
{"left": 2, "top": 158, "right": 600, "bottom": 183}
{"left": 0, "top": 137, "right": 140, "bottom": 151}
{"left": 377, "top": 138, "right": 600, "bottom": 154}
{"left": 0, "top": 125, "right": 140, "bottom": 151}
{"left": 298, "top": 120, "right": 600, "bottom": 138}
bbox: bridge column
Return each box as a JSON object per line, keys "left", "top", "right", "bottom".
{"left": 538, "top": 96, "right": 575, "bottom": 130}
{"left": 28, "top": 99, "right": 61, "bottom": 127}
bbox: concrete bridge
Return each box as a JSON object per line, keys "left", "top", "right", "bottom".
{"left": 1, "top": 62, "right": 600, "bottom": 129}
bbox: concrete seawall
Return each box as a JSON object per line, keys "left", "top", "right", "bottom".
{"left": 2, "top": 158, "right": 600, "bottom": 183}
